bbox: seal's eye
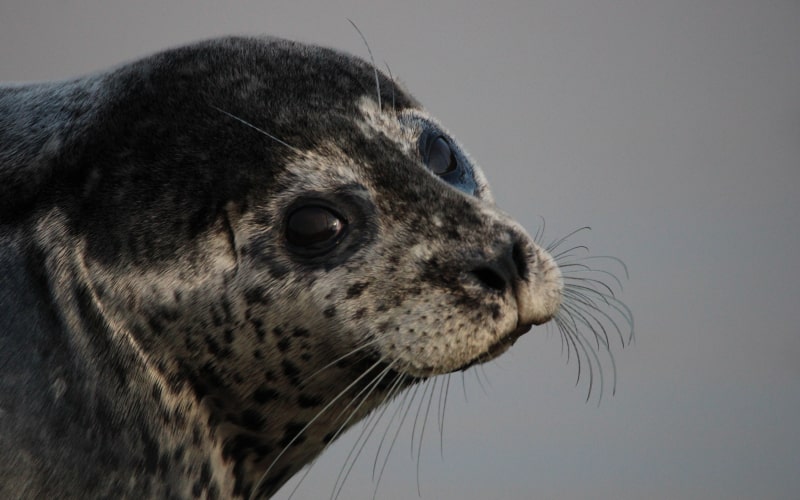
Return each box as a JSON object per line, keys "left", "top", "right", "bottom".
{"left": 427, "top": 136, "right": 457, "bottom": 175}
{"left": 286, "top": 205, "right": 346, "bottom": 255}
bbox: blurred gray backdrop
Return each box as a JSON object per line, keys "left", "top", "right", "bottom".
{"left": 2, "top": 1, "right": 798, "bottom": 499}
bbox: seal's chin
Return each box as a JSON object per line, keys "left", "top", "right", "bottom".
{"left": 456, "top": 323, "right": 533, "bottom": 373}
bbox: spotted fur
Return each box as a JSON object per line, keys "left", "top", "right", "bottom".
{"left": 0, "top": 37, "right": 573, "bottom": 498}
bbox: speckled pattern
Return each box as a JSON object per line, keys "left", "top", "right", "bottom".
{"left": 0, "top": 37, "right": 562, "bottom": 498}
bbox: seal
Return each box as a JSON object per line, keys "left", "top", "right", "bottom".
{"left": 0, "top": 36, "right": 627, "bottom": 498}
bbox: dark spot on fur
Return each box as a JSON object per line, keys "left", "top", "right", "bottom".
{"left": 192, "top": 426, "right": 203, "bottom": 446}
{"left": 204, "top": 335, "right": 231, "bottom": 357}
{"left": 292, "top": 327, "right": 309, "bottom": 338}
{"left": 253, "top": 386, "right": 279, "bottom": 404}
{"left": 147, "top": 313, "right": 168, "bottom": 335}
{"left": 239, "top": 409, "right": 266, "bottom": 431}
{"left": 272, "top": 326, "right": 284, "bottom": 338}
{"left": 250, "top": 318, "right": 266, "bottom": 341}
{"left": 222, "top": 433, "right": 263, "bottom": 463}
{"left": 282, "top": 360, "right": 302, "bottom": 386}
{"left": 490, "top": 303, "right": 501, "bottom": 320}
{"left": 279, "top": 421, "right": 307, "bottom": 447}
{"left": 253, "top": 444, "right": 273, "bottom": 460}
{"left": 276, "top": 337, "right": 291, "bottom": 353}
{"left": 220, "top": 299, "right": 234, "bottom": 323}
{"left": 346, "top": 281, "right": 369, "bottom": 298}
{"left": 354, "top": 307, "right": 367, "bottom": 319}
{"left": 158, "top": 453, "right": 170, "bottom": 478}
{"left": 298, "top": 394, "right": 323, "bottom": 408}
{"left": 210, "top": 309, "right": 223, "bottom": 327}
{"left": 232, "top": 460, "right": 252, "bottom": 498}
{"left": 192, "top": 461, "right": 212, "bottom": 497}
{"left": 323, "top": 306, "right": 336, "bottom": 318}
{"left": 245, "top": 286, "right": 271, "bottom": 305}
{"left": 268, "top": 261, "right": 290, "bottom": 279}
{"left": 200, "top": 461, "right": 211, "bottom": 485}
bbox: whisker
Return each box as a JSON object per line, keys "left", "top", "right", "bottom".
{"left": 410, "top": 379, "right": 433, "bottom": 459}
{"left": 330, "top": 364, "right": 401, "bottom": 500}
{"left": 300, "top": 338, "right": 382, "bottom": 387}
{"left": 561, "top": 266, "right": 624, "bottom": 294}
{"left": 546, "top": 226, "right": 592, "bottom": 253}
{"left": 533, "top": 215, "right": 546, "bottom": 244}
{"left": 330, "top": 373, "right": 408, "bottom": 498}
{"left": 472, "top": 367, "right": 490, "bottom": 397}
{"left": 347, "top": 19, "right": 382, "bottom": 111}
{"left": 560, "top": 303, "right": 607, "bottom": 402}
{"left": 209, "top": 105, "right": 302, "bottom": 153}
{"left": 252, "top": 357, "right": 386, "bottom": 498}
{"left": 415, "top": 378, "right": 438, "bottom": 497}
{"left": 551, "top": 244, "right": 590, "bottom": 262}
{"left": 437, "top": 374, "right": 451, "bottom": 459}
{"left": 372, "top": 378, "right": 415, "bottom": 480}
{"left": 383, "top": 61, "right": 396, "bottom": 113}
{"left": 372, "top": 380, "right": 421, "bottom": 499}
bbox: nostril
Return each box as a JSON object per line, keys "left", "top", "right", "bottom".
{"left": 511, "top": 241, "right": 529, "bottom": 280}
{"left": 471, "top": 265, "right": 508, "bottom": 292}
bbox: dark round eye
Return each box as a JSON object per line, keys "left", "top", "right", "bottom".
{"left": 286, "top": 205, "right": 346, "bottom": 255}
{"left": 427, "top": 136, "right": 457, "bottom": 175}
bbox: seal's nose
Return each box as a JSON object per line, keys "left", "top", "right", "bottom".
{"left": 468, "top": 234, "right": 561, "bottom": 327}
{"left": 468, "top": 240, "right": 527, "bottom": 294}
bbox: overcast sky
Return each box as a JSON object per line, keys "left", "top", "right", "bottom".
{"left": 2, "top": 1, "right": 799, "bottom": 499}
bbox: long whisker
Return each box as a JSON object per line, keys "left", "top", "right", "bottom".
{"left": 415, "top": 378, "right": 438, "bottom": 496}
{"left": 300, "top": 338, "right": 383, "bottom": 387}
{"left": 329, "top": 364, "right": 400, "bottom": 500}
{"left": 383, "top": 61, "right": 396, "bottom": 112}
{"left": 209, "top": 105, "right": 302, "bottom": 153}
{"left": 329, "top": 373, "right": 409, "bottom": 500}
{"left": 372, "top": 377, "right": 416, "bottom": 479}
{"left": 437, "top": 374, "right": 451, "bottom": 458}
{"left": 347, "top": 19, "right": 382, "bottom": 111}
{"left": 372, "top": 379, "right": 421, "bottom": 499}
{"left": 251, "top": 357, "right": 387, "bottom": 498}
{"left": 546, "top": 226, "right": 592, "bottom": 253}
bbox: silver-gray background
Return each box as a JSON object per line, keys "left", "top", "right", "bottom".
{"left": 2, "top": 1, "right": 798, "bottom": 499}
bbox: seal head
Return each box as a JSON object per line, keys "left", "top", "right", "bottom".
{"left": 0, "top": 37, "right": 562, "bottom": 498}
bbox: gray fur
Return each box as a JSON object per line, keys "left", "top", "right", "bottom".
{"left": 0, "top": 37, "right": 564, "bottom": 498}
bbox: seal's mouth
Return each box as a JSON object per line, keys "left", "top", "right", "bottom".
{"left": 456, "top": 323, "right": 533, "bottom": 372}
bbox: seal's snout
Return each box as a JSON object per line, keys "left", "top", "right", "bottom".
{"left": 469, "top": 232, "right": 563, "bottom": 328}
{"left": 516, "top": 239, "right": 563, "bottom": 327}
